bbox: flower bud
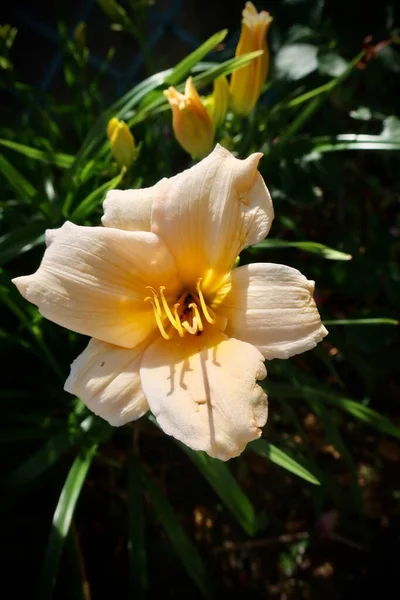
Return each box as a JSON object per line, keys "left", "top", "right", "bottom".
{"left": 107, "top": 118, "right": 135, "bottom": 169}
{"left": 207, "top": 76, "right": 230, "bottom": 129}
{"left": 164, "top": 77, "right": 215, "bottom": 159}
{"left": 230, "top": 2, "right": 273, "bottom": 116}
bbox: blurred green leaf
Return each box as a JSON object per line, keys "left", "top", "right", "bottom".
{"left": 148, "top": 414, "right": 257, "bottom": 535}
{"left": 0, "top": 139, "right": 73, "bottom": 168}
{"left": 7, "top": 411, "right": 112, "bottom": 488}
{"left": 287, "top": 50, "right": 365, "bottom": 109}
{"left": 39, "top": 444, "right": 97, "bottom": 600}
{"left": 131, "top": 50, "right": 264, "bottom": 126}
{"left": 166, "top": 29, "right": 228, "bottom": 86}
{"left": 311, "top": 134, "right": 400, "bottom": 153}
{"left": 0, "top": 153, "right": 36, "bottom": 202}
{"left": 141, "top": 466, "right": 212, "bottom": 599}
{"left": 182, "top": 446, "right": 258, "bottom": 536}
{"left": 250, "top": 438, "right": 320, "bottom": 485}
{"left": 323, "top": 318, "right": 398, "bottom": 326}
{"left": 250, "top": 239, "right": 352, "bottom": 260}
{"left": 268, "top": 383, "right": 400, "bottom": 440}
{"left": 70, "top": 167, "right": 126, "bottom": 220}
{"left": 0, "top": 221, "right": 46, "bottom": 266}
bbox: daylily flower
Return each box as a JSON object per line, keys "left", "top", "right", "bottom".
{"left": 13, "top": 145, "right": 327, "bottom": 461}
{"left": 164, "top": 77, "right": 215, "bottom": 159}
{"left": 230, "top": 2, "right": 273, "bottom": 116}
{"left": 107, "top": 117, "right": 136, "bottom": 169}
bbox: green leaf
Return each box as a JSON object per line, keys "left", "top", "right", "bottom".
{"left": 0, "top": 221, "right": 46, "bottom": 267}
{"left": 268, "top": 383, "right": 400, "bottom": 440}
{"left": 250, "top": 239, "right": 352, "bottom": 261}
{"left": 0, "top": 139, "right": 73, "bottom": 168}
{"left": 250, "top": 438, "right": 320, "bottom": 485}
{"left": 323, "top": 318, "right": 399, "bottom": 326}
{"left": 319, "top": 393, "right": 400, "bottom": 440}
{"left": 128, "top": 450, "right": 147, "bottom": 598}
{"left": 69, "top": 68, "right": 172, "bottom": 176}
{"left": 311, "top": 134, "right": 400, "bottom": 153}
{"left": 287, "top": 50, "right": 365, "bottom": 109}
{"left": 140, "top": 467, "right": 212, "bottom": 599}
{"left": 0, "top": 153, "right": 36, "bottom": 202}
{"left": 182, "top": 446, "right": 258, "bottom": 536}
{"left": 305, "top": 395, "right": 362, "bottom": 508}
{"left": 39, "top": 445, "right": 97, "bottom": 600}
{"left": 6, "top": 410, "right": 112, "bottom": 488}
{"left": 130, "top": 50, "right": 264, "bottom": 126}
{"left": 166, "top": 29, "right": 228, "bottom": 86}
{"left": 148, "top": 414, "right": 257, "bottom": 535}
{"left": 70, "top": 167, "right": 126, "bottom": 220}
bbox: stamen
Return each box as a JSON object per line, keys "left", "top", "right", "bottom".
{"left": 196, "top": 279, "right": 215, "bottom": 324}
{"left": 159, "top": 286, "right": 182, "bottom": 332}
{"left": 173, "top": 303, "right": 185, "bottom": 337}
{"left": 145, "top": 286, "right": 162, "bottom": 315}
{"left": 144, "top": 297, "right": 171, "bottom": 340}
{"left": 188, "top": 303, "right": 203, "bottom": 331}
{"left": 182, "top": 318, "right": 198, "bottom": 335}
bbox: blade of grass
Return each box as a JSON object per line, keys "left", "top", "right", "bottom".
{"left": 130, "top": 50, "right": 264, "bottom": 126}
{"left": 0, "top": 153, "right": 36, "bottom": 202}
{"left": 182, "top": 446, "right": 258, "bottom": 536}
{"left": 70, "top": 167, "right": 126, "bottom": 220}
{"left": 141, "top": 466, "right": 212, "bottom": 599}
{"left": 323, "top": 318, "right": 398, "bottom": 325}
{"left": 311, "top": 134, "right": 400, "bottom": 153}
{"left": 0, "top": 139, "right": 74, "bottom": 168}
{"left": 268, "top": 383, "right": 400, "bottom": 440}
{"left": 287, "top": 50, "right": 365, "bottom": 108}
{"left": 165, "top": 29, "right": 228, "bottom": 86}
{"left": 305, "top": 396, "right": 362, "bottom": 509}
{"left": 277, "top": 51, "right": 365, "bottom": 145}
{"left": 6, "top": 411, "right": 112, "bottom": 488}
{"left": 249, "top": 438, "right": 320, "bottom": 485}
{"left": 39, "top": 444, "right": 97, "bottom": 600}
{"left": 250, "top": 239, "right": 352, "bottom": 260}
{"left": 148, "top": 414, "right": 258, "bottom": 535}
{"left": 0, "top": 221, "right": 46, "bottom": 267}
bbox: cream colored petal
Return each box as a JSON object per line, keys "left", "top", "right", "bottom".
{"left": 13, "top": 222, "right": 180, "bottom": 348}
{"left": 140, "top": 327, "right": 268, "bottom": 461}
{"left": 65, "top": 338, "right": 149, "bottom": 426}
{"left": 151, "top": 144, "right": 274, "bottom": 295}
{"left": 221, "top": 263, "right": 328, "bottom": 360}
{"left": 102, "top": 180, "right": 166, "bottom": 231}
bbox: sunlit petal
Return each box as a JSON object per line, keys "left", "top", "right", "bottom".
{"left": 65, "top": 338, "right": 150, "bottom": 426}
{"left": 220, "top": 263, "right": 328, "bottom": 359}
{"left": 140, "top": 327, "right": 267, "bottom": 461}
{"left": 102, "top": 180, "right": 166, "bottom": 231}
{"left": 151, "top": 144, "right": 274, "bottom": 295}
{"left": 13, "top": 222, "right": 180, "bottom": 348}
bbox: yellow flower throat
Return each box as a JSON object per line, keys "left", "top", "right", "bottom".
{"left": 145, "top": 279, "right": 215, "bottom": 340}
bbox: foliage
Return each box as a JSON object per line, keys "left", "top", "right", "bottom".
{"left": 1, "top": 0, "right": 399, "bottom": 597}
